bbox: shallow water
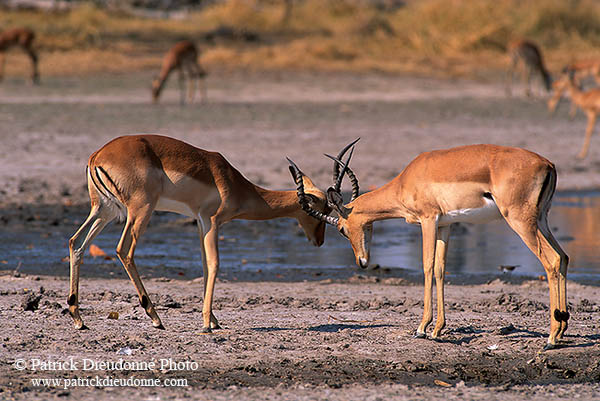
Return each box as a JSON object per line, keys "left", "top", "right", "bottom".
{"left": 1, "top": 192, "right": 599, "bottom": 282}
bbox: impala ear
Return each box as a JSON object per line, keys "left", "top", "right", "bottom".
{"left": 327, "top": 187, "right": 351, "bottom": 218}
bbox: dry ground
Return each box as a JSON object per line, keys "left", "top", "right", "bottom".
{"left": 1, "top": 72, "right": 599, "bottom": 400}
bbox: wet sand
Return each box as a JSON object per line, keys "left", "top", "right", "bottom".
{"left": 1, "top": 72, "right": 600, "bottom": 400}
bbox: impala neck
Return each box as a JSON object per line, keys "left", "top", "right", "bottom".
{"left": 240, "top": 186, "right": 302, "bottom": 220}
{"left": 347, "top": 178, "right": 411, "bottom": 224}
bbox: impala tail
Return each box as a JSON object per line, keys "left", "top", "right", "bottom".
{"left": 538, "top": 164, "right": 557, "bottom": 217}
{"left": 86, "top": 163, "right": 126, "bottom": 223}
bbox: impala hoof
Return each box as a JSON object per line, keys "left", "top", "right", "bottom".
{"left": 74, "top": 322, "right": 88, "bottom": 330}
{"left": 201, "top": 327, "right": 212, "bottom": 334}
{"left": 543, "top": 342, "right": 556, "bottom": 351}
{"left": 414, "top": 331, "right": 427, "bottom": 339}
{"left": 154, "top": 323, "right": 165, "bottom": 330}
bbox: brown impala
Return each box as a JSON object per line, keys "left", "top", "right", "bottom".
{"left": 68, "top": 135, "right": 329, "bottom": 332}
{"left": 0, "top": 27, "right": 39, "bottom": 84}
{"left": 289, "top": 142, "right": 569, "bottom": 350}
{"left": 152, "top": 40, "right": 207, "bottom": 104}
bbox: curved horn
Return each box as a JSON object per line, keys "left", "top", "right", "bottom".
{"left": 333, "top": 138, "right": 360, "bottom": 185}
{"left": 324, "top": 154, "right": 360, "bottom": 202}
{"left": 333, "top": 146, "right": 354, "bottom": 194}
{"left": 286, "top": 158, "right": 339, "bottom": 226}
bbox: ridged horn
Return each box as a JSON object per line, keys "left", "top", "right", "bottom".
{"left": 324, "top": 154, "right": 360, "bottom": 202}
{"left": 287, "top": 157, "right": 339, "bottom": 226}
{"left": 333, "top": 138, "right": 360, "bottom": 185}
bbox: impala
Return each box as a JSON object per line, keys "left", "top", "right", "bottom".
{"left": 68, "top": 135, "right": 330, "bottom": 332}
{"left": 289, "top": 144, "right": 569, "bottom": 349}
{"left": 506, "top": 39, "right": 551, "bottom": 97}
{"left": 0, "top": 27, "right": 39, "bottom": 84}
{"left": 152, "top": 40, "right": 206, "bottom": 104}
{"left": 548, "top": 60, "right": 600, "bottom": 117}
{"left": 551, "top": 73, "right": 600, "bottom": 159}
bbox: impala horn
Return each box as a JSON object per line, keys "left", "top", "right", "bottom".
{"left": 324, "top": 153, "right": 360, "bottom": 202}
{"left": 287, "top": 157, "right": 339, "bottom": 226}
{"left": 332, "top": 138, "right": 360, "bottom": 185}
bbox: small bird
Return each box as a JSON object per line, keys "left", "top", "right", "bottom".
{"left": 498, "top": 264, "right": 520, "bottom": 273}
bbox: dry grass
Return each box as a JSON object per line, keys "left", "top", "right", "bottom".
{"left": 2, "top": 0, "right": 600, "bottom": 78}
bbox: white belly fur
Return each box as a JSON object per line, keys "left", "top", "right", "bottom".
{"left": 156, "top": 197, "right": 195, "bottom": 217}
{"left": 438, "top": 197, "right": 502, "bottom": 226}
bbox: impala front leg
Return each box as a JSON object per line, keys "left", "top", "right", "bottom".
{"left": 201, "top": 217, "right": 220, "bottom": 333}
{"left": 432, "top": 225, "right": 450, "bottom": 339}
{"left": 578, "top": 111, "right": 596, "bottom": 159}
{"left": 416, "top": 218, "right": 438, "bottom": 338}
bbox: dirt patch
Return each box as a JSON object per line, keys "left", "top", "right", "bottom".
{"left": 0, "top": 276, "right": 599, "bottom": 400}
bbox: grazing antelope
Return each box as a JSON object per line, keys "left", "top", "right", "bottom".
{"left": 152, "top": 40, "right": 206, "bottom": 104}
{"left": 68, "top": 135, "right": 329, "bottom": 332}
{"left": 0, "top": 27, "right": 39, "bottom": 84}
{"left": 506, "top": 39, "right": 551, "bottom": 97}
{"left": 289, "top": 143, "right": 569, "bottom": 349}
{"left": 550, "top": 73, "right": 600, "bottom": 159}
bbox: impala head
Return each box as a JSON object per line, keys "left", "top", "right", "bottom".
{"left": 288, "top": 138, "right": 372, "bottom": 267}
{"left": 294, "top": 175, "right": 330, "bottom": 247}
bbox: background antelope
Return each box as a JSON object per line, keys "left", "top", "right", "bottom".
{"left": 549, "top": 72, "right": 600, "bottom": 159}
{"left": 289, "top": 143, "right": 568, "bottom": 349}
{"left": 152, "top": 40, "right": 207, "bottom": 104}
{"left": 506, "top": 39, "right": 551, "bottom": 97}
{"left": 68, "top": 135, "right": 329, "bottom": 332}
{"left": 0, "top": 27, "right": 39, "bottom": 84}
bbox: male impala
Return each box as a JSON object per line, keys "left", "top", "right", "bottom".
{"left": 68, "top": 135, "right": 329, "bottom": 332}
{"left": 506, "top": 39, "right": 551, "bottom": 97}
{"left": 152, "top": 40, "right": 206, "bottom": 104}
{"left": 0, "top": 27, "right": 39, "bottom": 84}
{"left": 289, "top": 144, "right": 569, "bottom": 349}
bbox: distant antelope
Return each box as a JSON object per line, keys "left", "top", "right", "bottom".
{"left": 152, "top": 41, "right": 206, "bottom": 104}
{"left": 68, "top": 135, "right": 330, "bottom": 332}
{"left": 548, "top": 59, "right": 600, "bottom": 117}
{"left": 289, "top": 143, "right": 568, "bottom": 349}
{"left": 506, "top": 39, "right": 551, "bottom": 97}
{"left": 0, "top": 27, "right": 39, "bottom": 84}
{"left": 551, "top": 73, "right": 600, "bottom": 159}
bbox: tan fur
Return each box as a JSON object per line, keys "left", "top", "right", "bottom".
{"left": 0, "top": 27, "right": 39, "bottom": 84}
{"left": 506, "top": 39, "right": 551, "bottom": 97}
{"left": 151, "top": 40, "right": 207, "bottom": 104}
{"left": 550, "top": 75, "right": 600, "bottom": 159}
{"left": 68, "top": 135, "right": 328, "bottom": 332}
{"left": 332, "top": 144, "right": 568, "bottom": 348}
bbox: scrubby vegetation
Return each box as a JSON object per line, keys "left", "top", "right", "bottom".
{"left": 1, "top": 0, "right": 600, "bottom": 77}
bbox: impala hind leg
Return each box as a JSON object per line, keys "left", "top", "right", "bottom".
{"left": 537, "top": 215, "right": 569, "bottom": 339}
{"left": 416, "top": 219, "right": 438, "bottom": 338}
{"left": 432, "top": 225, "right": 450, "bottom": 339}
{"left": 504, "top": 215, "right": 568, "bottom": 348}
{"left": 196, "top": 217, "right": 220, "bottom": 330}
{"left": 68, "top": 204, "right": 117, "bottom": 329}
{"left": 25, "top": 47, "right": 39, "bottom": 85}
{"left": 116, "top": 206, "right": 163, "bottom": 329}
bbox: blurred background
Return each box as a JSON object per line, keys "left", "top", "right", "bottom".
{"left": 2, "top": 0, "right": 599, "bottom": 78}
